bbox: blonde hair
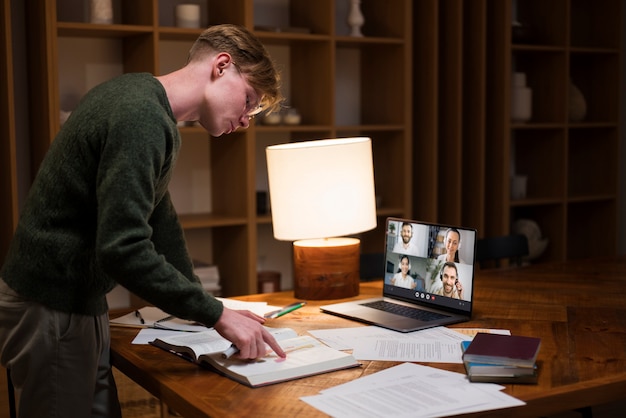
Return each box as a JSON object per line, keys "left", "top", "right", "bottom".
{"left": 188, "top": 24, "right": 283, "bottom": 113}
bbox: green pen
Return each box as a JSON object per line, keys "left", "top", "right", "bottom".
{"left": 265, "top": 302, "right": 306, "bottom": 319}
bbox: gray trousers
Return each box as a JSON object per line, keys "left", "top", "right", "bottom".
{"left": 0, "top": 279, "right": 122, "bottom": 418}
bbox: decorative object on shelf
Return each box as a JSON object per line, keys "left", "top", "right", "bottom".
{"left": 90, "top": 0, "right": 113, "bottom": 24}
{"left": 260, "top": 111, "right": 282, "bottom": 125}
{"left": 282, "top": 107, "right": 301, "bottom": 125}
{"left": 266, "top": 137, "right": 377, "bottom": 300}
{"left": 511, "top": 20, "right": 533, "bottom": 44}
{"left": 259, "top": 107, "right": 302, "bottom": 125}
{"left": 510, "top": 174, "right": 527, "bottom": 200}
{"left": 175, "top": 4, "right": 201, "bottom": 29}
{"left": 511, "top": 72, "right": 532, "bottom": 122}
{"left": 257, "top": 271, "right": 281, "bottom": 294}
{"left": 347, "top": 0, "right": 365, "bottom": 37}
{"left": 568, "top": 79, "right": 587, "bottom": 122}
{"left": 512, "top": 219, "right": 548, "bottom": 261}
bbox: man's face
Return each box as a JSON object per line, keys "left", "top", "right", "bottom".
{"left": 199, "top": 62, "right": 260, "bottom": 136}
{"left": 400, "top": 225, "right": 413, "bottom": 244}
{"left": 441, "top": 266, "right": 457, "bottom": 293}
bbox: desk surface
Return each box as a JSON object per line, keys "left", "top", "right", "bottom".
{"left": 110, "top": 257, "right": 626, "bottom": 417}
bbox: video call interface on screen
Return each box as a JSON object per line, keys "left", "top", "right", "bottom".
{"left": 383, "top": 220, "right": 476, "bottom": 311}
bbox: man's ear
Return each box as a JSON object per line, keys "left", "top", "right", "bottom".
{"left": 214, "top": 52, "right": 233, "bottom": 77}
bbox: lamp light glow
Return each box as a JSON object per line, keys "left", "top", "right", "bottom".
{"left": 266, "top": 137, "right": 377, "bottom": 300}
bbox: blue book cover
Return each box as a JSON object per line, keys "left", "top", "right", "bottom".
{"left": 461, "top": 340, "right": 538, "bottom": 383}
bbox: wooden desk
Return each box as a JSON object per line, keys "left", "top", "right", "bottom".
{"left": 110, "top": 257, "right": 626, "bottom": 417}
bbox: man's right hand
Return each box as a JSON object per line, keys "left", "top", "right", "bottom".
{"left": 213, "top": 307, "right": 286, "bottom": 359}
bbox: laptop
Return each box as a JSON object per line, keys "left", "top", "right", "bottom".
{"left": 321, "top": 217, "right": 477, "bottom": 332}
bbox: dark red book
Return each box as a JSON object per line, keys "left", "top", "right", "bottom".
{"left": 462, "top": 333, "right": 541, "bottom": 368}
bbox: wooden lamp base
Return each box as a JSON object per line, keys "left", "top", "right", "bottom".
{"left": 293, "top": 237, "right": 360, "bottom": 300}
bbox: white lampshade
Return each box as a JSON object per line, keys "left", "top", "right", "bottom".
{"left": 266, "top": 137, "right": 377, "bottom": 241}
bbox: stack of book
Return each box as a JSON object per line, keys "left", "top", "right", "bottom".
{"left": 193, "top": 260, "right": 221, "bottom": 296}
{"left": 461, "top": 333, "right": 541, "bottom": 384}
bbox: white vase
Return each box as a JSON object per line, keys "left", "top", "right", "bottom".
{"left": 176, "top": 4, "right": 201, "bottom": 29}
{"left": 569, "top": 80, "right": 587, "bottom": 122}
{"left": 511, "top": 72, "right": 532, "bottom": 122}
{"left": 510, "top": 175, "right": 528, "bottom": 200}
{"left": 348, "top": 0, "right": 364, "bottom": 37}
{"left": 90, "top": 0, "right": 113, "bottom": 24}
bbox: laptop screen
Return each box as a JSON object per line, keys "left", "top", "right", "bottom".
{"left": 382, "top": 218, "right": 477, "bottom": 315}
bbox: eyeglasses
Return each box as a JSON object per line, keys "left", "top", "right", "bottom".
{"left": 246, "top": 100, "right": 264, "bottom": 119}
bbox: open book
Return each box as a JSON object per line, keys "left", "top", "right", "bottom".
{"left": 151, "top": 328, "right": 360, "bottom": 387}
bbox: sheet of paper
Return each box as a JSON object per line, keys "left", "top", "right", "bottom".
{"left": 309, "top": 326, "right": 511, "bottom": 363}
{"left": 352, "top": 327, "right": 513, "bottom": 363}
{"left": 309, "top": 326, "right": 468, "bottom": 363}
{"left": 308, "top": 326, "right": 398, "bottom": 350}
{"left": 352, "top": 336, "right": 464, "bottom": 363}
{"left": 301, "top": 362, "right": 524, "bottom": 418}
{"left": 217, "top": 297, "right": 280, "bottom": 317}
{"left": 132, "top": 328, "right": 184, "bottom": 344}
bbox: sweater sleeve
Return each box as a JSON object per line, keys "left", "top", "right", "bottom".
{"left": 94, "top": 98, "right": 223, "bottom": 326}
{"left": 149, "top": 192, "right": 197, "bottom": 282}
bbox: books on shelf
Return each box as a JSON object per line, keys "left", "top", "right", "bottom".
{"left": 462, "top": 332, "right": 541, "bottom": 368}
{"left": 151, "top": 327, "right": 360, "bottom": 387}
{"left": 461, "top": 341, "right": 538, "bottom": 384}
{"left": 193, "top": 260, "right": 221, "bottom": 295}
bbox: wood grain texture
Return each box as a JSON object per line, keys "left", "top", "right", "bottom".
{"left": 111, "top": 257, "right": 626, "bottom": 417}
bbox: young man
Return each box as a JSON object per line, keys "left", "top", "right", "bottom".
{"left": 435, "top": 262, "right": 464, "bottom": 300}
{"left": 392, "top": 222, "right": 421, "bottom": 256}
{"left": 0, "top": 24, "right": 285, "bottom": 417}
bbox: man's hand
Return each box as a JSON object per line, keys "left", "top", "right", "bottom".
{"left": 213, "top": 307, "right": 286, "bottom": 359}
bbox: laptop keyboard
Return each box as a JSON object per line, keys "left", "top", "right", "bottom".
{"left": 361, "top": 300, "right": 449, "bottom": 322}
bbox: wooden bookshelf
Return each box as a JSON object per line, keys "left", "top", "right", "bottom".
{"left": 0, "top": 0, "right": 18, "bottom": 265}
{"left": 20, "top": 0, "right": 413, "bottom": 298}
{"left": 412, "top": 0, "right": 620, "bottom": 263}
{"left": 486, "top": 0, "right": 621, "bottom": 261}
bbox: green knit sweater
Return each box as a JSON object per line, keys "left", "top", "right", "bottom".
{"left": 1, "top": 73, "right": 223, "bottom": 326}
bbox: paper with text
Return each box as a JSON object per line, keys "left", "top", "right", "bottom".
{"left": 301, "top": 362, "right": 524, "bottom": 417}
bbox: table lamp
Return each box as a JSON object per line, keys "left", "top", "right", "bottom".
{"left": 266, "top": 137, "right": 377, "bottom": 300}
